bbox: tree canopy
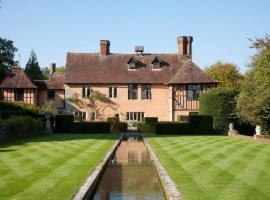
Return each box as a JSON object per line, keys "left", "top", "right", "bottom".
{"left": 237, "top": 35, "right": 270, "bottom": 131}
{"left": 205, "top": 61, "right": 242, "bottom": 89}
{"left": 24, "top": 49, "right": 43, "bottom": 80}
{"left": 0, "top": 37, "right": 18, "bottom": 79}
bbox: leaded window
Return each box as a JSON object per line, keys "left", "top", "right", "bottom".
{"left": 187, "top": 84, "right": 202, "bottom": 100}
{"left": 141, "top": 84, "right": 151, "bottom": 99}
{"left": 128, "top": 84, "right": 138, "bottom": 100}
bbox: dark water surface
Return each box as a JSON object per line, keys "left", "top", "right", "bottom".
{"left": 92, "top": 137, "right": 165, "bottom": 200}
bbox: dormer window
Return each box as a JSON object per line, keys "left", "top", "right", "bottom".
{"left": 129, "top": 61, "right": 136, "bottom": 69}
{"left": 127, "top": 57, "right": 138, "bottom": 70}
{"left": 152, "top": 57, "right": 162, "bottom": 70}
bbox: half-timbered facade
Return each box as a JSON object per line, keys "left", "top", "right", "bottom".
{"left": 0, "top": 64, "right": 65, "bottom": 109}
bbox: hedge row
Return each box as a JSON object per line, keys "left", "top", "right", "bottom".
{"left": 0, "top": 101, "right": 43, "bottom": 119}
{"left": 73, "top": 122, "right": 111, "bottom": 133}
{"left": 0, "top": 116, "right": 44, "bottom": 141}
{"left": 156, "top": 115, "right": 214, "bottom": 135}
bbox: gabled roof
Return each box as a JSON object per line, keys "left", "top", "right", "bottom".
{"left": 168, "top": 61, "right": 218, "bottom": 84}
{"left": 0, "top": 67, "right": 37, "bottom": 88}
{"left": 65, "top": 52, "right": 217, "bottom": 84}
{"left": 33, "top": 73, "right": 65, "bottom": 90}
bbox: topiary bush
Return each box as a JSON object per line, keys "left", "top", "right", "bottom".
{"left": 73, "top": 122, "right": 111, "bottom": 134}
{"left": 199, "top": 88, "right": 239, "bottom": 133}
{"left": 55, "top": 114, "right": 74, "bottom": 133}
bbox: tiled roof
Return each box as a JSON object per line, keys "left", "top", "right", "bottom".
{"left": 65, "top": 53, "right": 217, "bottom": 84}
{"left": 0, "top": 67, "right": 37, "bottom": 88}
{"left": 33, "top": 73, "right": 65, "bottom": 90}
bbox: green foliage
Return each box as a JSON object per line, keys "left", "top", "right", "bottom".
{"left": 1, "top": 116, "right": 43, "bottom": 140}
{"left": 0, "top": 101, "right": 43, "bottom": 119}
{"left": 237, "top": 49, "right": 270, "bottom": 131}
{"left": 177, "top": 115, "right": 188, "bottom": 122}
{"left": 73, "top": 122, "right": 111, "bottom": 133}
{"left": 137, "top": 123, "right": 156, "bottom": 133}
{"left": 40, "top": 101, "right": 58, "bottom": 116}
{"left": 41, "top": 66, "right": 50, "bottom": 80}
{"left": 156, "top": 122, "right": 190, "bottom": 135}
{"left": 205, "top": 61, "right": 242, "bottom": 89}
{"left": 188, "top": 115, "right": 213, "bottom": 133}
{"left": 55, "top": 114, "right": 74, "bottom": 133}
{"left": 144, "top": 117, "right": 158, "bottom": 124}
{"left": 199, "top": 87, "right": 239, "bottom": 133}
{"left": 56, "top": 66, "right": 65, "bottom": 73}
{"left": 107, "top": 116, "right": 127, "bottom": 133}
{"left": 0, "top": 37, "right": 18, "bottom": 79}
{"left": 24, "top": 49, "right": 43, "bottom": 80}
{"left": 67, "top": 89, "right": 117, "bottom": 120}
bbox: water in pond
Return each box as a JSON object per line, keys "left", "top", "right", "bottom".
{"left": 92, "top": 135, "right": 165, "bottom": 200}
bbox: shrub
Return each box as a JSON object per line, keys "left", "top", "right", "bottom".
{"left": 1, "top": 116, "right": 44, "bottom": 140}
{"left": 199, "top": 88, "right": 239, "bottom": 133}
{"left": 188, "top": 115, "right": 213, "bottom": 134}
{"left": 73, "top": 122, "right": 111, "bottom": 133}
{"left": 0, "top": 101, "right": 42, "bottom": 119}
{"left": 177, "top": 115, "right": 188, "bottom": 122}
{"left": 107, "top": 117, "right": 119, "bottom": 123}
{"left": 111, "top": 122, "right": 128, "bottom": 133}
{"left": 156, "top": 122, "right": 190, "bottom": 135}
{"left": 137, "top": 123, "right": 156, "bottom": 133}
{"left": 55, "top": 114, "right": 74, "bottom": 133}
{"left": 144, "top": 117, "right": 158, "bottom": 124}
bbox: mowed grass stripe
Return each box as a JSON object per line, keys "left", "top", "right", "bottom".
{"left": 147, "top": 135, "right": 270, "bottom": 200}
{"left": 0, "top": 134, "right": 118, "bottom": 200}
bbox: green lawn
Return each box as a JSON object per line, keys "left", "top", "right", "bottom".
{"left": 147, "top": 135, "right": 270, "bottom": 200}
{"left": 0, "top": 134, "right": 118, "bottom": 200}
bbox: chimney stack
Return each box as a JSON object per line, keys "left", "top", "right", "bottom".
{"left": 100, "top": 40, "right": 110, "bottom": 56}
{"left": 177, "top": 36, "right": 193, "bottom": 59}
{"left": 50, "top": 63, "right": 56, "bottom": 75}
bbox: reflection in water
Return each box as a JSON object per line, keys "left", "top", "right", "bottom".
{"left": 92, "top": 136, "right": 164, "bottom": 200}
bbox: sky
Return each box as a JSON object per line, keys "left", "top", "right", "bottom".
{"left": 1, "top": 0, "right": 270, "bottom": 73}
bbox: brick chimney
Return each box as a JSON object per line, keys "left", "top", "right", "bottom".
{"left": 177, "top": 36, "right": 193, "bottom": 58}
{"left": 50, "top": 63, "right": 56, "bottom": 75}
{"left": 100, "top": 40, "right": 110, "bottom": 56}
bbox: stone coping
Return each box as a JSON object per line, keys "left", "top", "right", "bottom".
{"left": 144, "top": 139, "right": 183, "bottom": 200}
{"left": 72, "top": 137, "right": 122, "bottom": 200}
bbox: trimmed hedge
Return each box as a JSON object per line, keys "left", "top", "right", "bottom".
{"left": 137, "top": 123, "right": 156, "bottom": 133}
{"left": 107, "top": 117, "right": 127, "bottom": 133}
{"left": 55, "top": 114, "right": 74, "bottom": 133}
{"left": 155, "top": 115, "right": 213, "bottom": 135}
{"left": 73, "top": 122, "right": 111, "bottom": 133}
{"left": 0, "top": 101, "right": 42, "bottom": 119}
{"left": 188, "top": 115, "right": 213, "bottom": 133}
{"left": 0, "top": 116, "right": 43, "bottom": 141}
{"left": 156, "top": 122, "right": 190, "bottom": 135}
{"left": 144, "top": 117, "right": 158, "bottom": 124}
{"left": 199, "top": 88, "right": 238, "bottom": 133}
{"left": 177, "top": 115, "right": 189, "bottom": 122}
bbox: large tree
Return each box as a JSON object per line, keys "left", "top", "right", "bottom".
{"left": 237, "top": 35, "right": 270, "bottom": 131}
{"left": 24, "top": 49, "right": 43, "bottom": 80}
{"left": 0, "top": 37, "right": 18, "bottom": 79}
{"left": 205, "top": 61, "right": 242, "bottom": 89}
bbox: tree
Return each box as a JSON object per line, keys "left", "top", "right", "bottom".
{"left": 41, "top": 67, "right": 50, "bottom": 80}
{"left": 67, "top": 89, "right": 118, "bottom": 121}
{"left": 24, "top": 49, "right": 43, "bottom": 80}
{"left": 237, "top": 35, "right": 270, "bottom": 132}
{"left": 205, "top": 61, "right": 242, "bottom": 89}
{"left": 56, "top": 66, "right": 65, "bottom": 73}
{"left": 0, "top": 37, "right": 18, "bottom": 79}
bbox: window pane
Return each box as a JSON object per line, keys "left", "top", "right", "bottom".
{"left": 87, "top": 88, "right": 91, "bottom": 97}
{"left": 82, "top": 87, "right": 85, "bottom": 97}
{"left": 114, "top": 87, "right": 117, "bottom": 98}
{"left": 109, "top": 87, "right": 112, "bottom": 98}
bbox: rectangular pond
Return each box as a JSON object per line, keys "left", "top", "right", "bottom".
{"left": 92, "top": 135, "right": 165, "bottom": 200}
